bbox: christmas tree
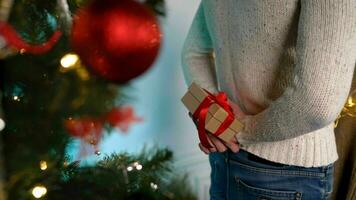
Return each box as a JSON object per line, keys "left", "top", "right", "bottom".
{"left": 0, "top": 0, "right": 196, "bottom": 199}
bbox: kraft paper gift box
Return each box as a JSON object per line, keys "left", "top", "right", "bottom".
{"left": 181, "top": 82, "right": 244, "bottom": 143}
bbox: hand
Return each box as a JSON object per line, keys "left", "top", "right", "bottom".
{"left": 188, "top": 112, "right": 240, "bottom": 154}
{"left": 227, "top": 99, "right": 246, "bottom": 120}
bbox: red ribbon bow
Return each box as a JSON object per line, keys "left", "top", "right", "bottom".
{"left": 192, "top": 90, "right": 235, "bottom": 149}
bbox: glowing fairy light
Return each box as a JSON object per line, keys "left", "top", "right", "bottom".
{"left": 127, "top": 166, "right": 133, "bottom": 171}
{"left": 60, "top": 53, "right": 79, "bottom": 68}
{"left": 32, "top": 185, "right": 47, "bottom": 198}
{"left": 150, "top": 182, "right": 158, "bottom": 190}
{"left": 39, "top": 161, "right": 47, "bottom": 171}
{"left": 0, "top": 118, "right": 5, "bottom": 131}
{"left": 13, "top": 95, "right": 20, "bottom": 101}
{"left": 127, "top": 161, "right": 143, "bottom": 172}
{"left": 136, "top": 164, "right": 143, "bottom": 170}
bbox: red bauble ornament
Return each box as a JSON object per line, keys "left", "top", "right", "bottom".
{"left": 71, "top": 0, "right": 162, "bottom": 83}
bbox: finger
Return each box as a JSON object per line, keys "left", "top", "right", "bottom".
{"left": 199, "top": 143, "right": 216, "bottom": 154}
{"left": 230, "top": 136, "right": 239, "bottom": 144}
{"left": 207, "top": 133, "right": 227, "bottom": 152}
{"left": 209, "top": 146, "right": 217, "bottom": 152}
{"left": 202, "top": 136, "right": 217, "bottom": 152}
{"left": 205, "top": 132, "right": 217, "bottom": 149}
{"left": 222, "top": 140, "right": 240, "bottom": 153}
{"left": 198, "top": 143, "right": 210, "bottom": 154}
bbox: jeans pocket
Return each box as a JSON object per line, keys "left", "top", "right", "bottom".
{"left": 234, "top": 177, "right": 302, "bottom": 200}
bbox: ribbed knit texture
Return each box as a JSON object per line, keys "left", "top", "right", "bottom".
{"left": 181, "top": 0, "right": 356, "bottom": 167}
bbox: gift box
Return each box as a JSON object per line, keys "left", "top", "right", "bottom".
{"left": 181, "top": 82, "right": 244, "bottom": 143}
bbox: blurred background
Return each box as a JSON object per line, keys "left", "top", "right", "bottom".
{"left": 0, "top": 0, "right": 211, "bottom": 199}
{"left": 98, "top": 0, "right": 211, "bottom": 198}
{"left": 1, "top": 0, "right": 355, "bottom": 200}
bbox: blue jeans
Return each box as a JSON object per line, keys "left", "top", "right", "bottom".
{"left": 209, "top": 149, "right": 334, "bottom": 200}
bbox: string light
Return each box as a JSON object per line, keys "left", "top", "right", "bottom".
{"left": 32, "top": 185, "right": 47, "bottom": 198}
{"left": 0, "top": 91, "right": 5, "bottom": 131}
{"left": 127, "top": 166, "right": 133, "bottom": 171}
{"left": 150, "top": 182, "right": 158, "bottom": 190}
{"left": 0, "top": 118, "right": 5, "bottom": 131}
{"left": 39, "top": 161, "right": 47, "bottom": 171}
{"left": 13, "top": 95, "right": 20, "bottom": 101}
{"left": 136, "top": 164, "right": 143, "bottom": 170}
{"left": 60, "top": 53, "right": 79, "bottom": 68}
{"left": 59, "top": 53, "right": 90, "bottom": 81}
{"left": 127, "top": 161, "right": 143, "bottom": 172}
{"left": 95, "top": 150, "right": 101, "bottom": 156}
{"left": 19, "top": 48, "right": 26, "bottom": 54}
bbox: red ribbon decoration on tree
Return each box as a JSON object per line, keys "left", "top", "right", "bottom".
{"left": 0, "top": 21, "right": 62, "bottom": 54}
{"left": 192, "top": 90, "right": 235, "bottom": 149}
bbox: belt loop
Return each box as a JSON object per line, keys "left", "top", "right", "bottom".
{"left": 326, "top": 163, "right": 334, "bottom": 175}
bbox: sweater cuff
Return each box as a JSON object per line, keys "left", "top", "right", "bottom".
{"left": 235, "top": 114, "right": 259, "bottom": 144}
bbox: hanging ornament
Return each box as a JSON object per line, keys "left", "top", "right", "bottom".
{"left": 0, "top": 0, "right": 63, "bottom": 55}
{"left": 71, "top": 0, "right": 162, "bottom": 84}
{"left": 64, "top": 117, "right": 103, "bottom": 157}
{"left": 64, "top": 117, "right": 103, "bottom": 142}
{"left": 0, "top": 21, "right": 62, "bottom": 55}
{"left": 106, "top": 105, "right": 143, "bottom": 133}
{"left": 64, "top": 105, "right": 142, "bottom": 157}
{"left": 0, "top": 0, "right": 16, "bottom": 58}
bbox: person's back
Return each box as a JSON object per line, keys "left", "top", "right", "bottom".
{"left": 181, "top": 0, "right": 356, "bottom": 199}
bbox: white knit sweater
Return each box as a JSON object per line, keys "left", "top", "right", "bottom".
{"left": 181, "top": 0, "right": 356, "bottom": 167}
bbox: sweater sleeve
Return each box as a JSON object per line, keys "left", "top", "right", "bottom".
{"left": 181, "top": 1, "right": 219, "bottom": 94}
{"left": 237, "top": 0, "right": 356, "bottom": 143}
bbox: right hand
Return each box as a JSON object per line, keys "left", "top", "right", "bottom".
{"left": 188, "top": 112, "right": 240, "bottom": 154}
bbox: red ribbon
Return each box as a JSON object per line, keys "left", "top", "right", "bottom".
{"left": 0, "top": 21, "right": 62, "bottom": 54}
{"left": 192, "top": 90, "right": 235, "bottom": 149}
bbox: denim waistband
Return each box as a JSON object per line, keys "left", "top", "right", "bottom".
{"left": 227, "top": 149, "right": 334, "bottom": 176}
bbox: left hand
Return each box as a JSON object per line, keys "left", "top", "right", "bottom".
{"left": 189, "top": 112, "right": 240, "bottom": 154}
{"left": 227, "top": 99, "right": 247, "bottom": 120}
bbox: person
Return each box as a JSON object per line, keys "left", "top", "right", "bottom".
{"left": 181, "top": 1, "right": 356, "bottom": 200}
